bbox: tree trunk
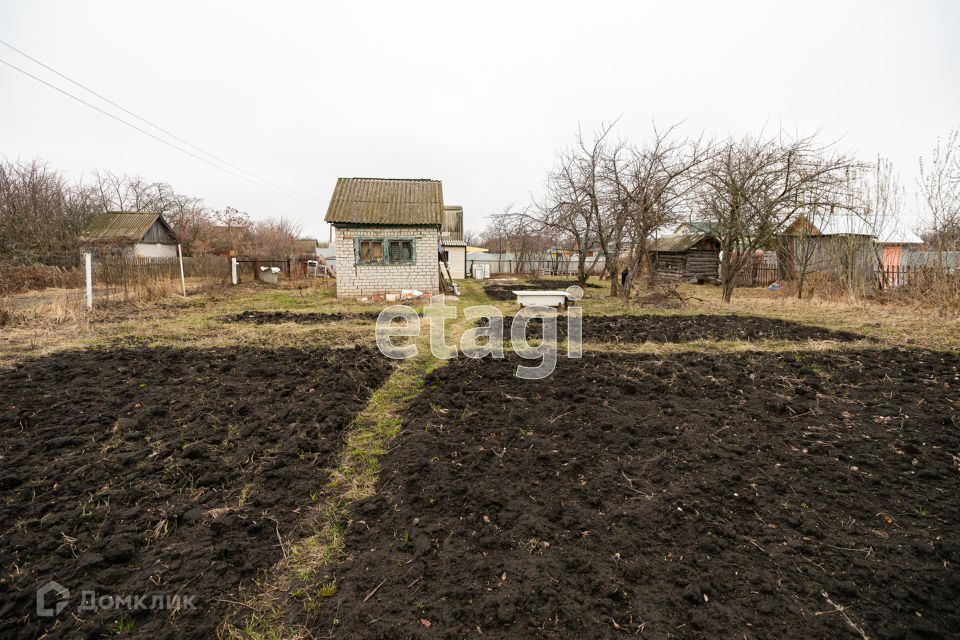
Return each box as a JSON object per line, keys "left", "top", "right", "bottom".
{"left": 609, "top": 258, "right": 619, "bottom": 297}
{"left": 722, "top": 278, "right": 734, "bottom": 303}
{"left": 719, "top": 249, "right": 735, "bottom": 303}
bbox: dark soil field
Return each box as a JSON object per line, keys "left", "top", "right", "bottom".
{"left": 485, "top": 313, "right": 868, "bottom": 343}
{"left": 484, "top": 279, "right": 602, "bottom": 301}
{"left": 0, "top": 346, "right": 392, "bottom": 639}
{"left": 223, "top": 310, "right": 381, "bottom": 324}
{"left": 308, "top": 349, "right": 959, "bottom": 639}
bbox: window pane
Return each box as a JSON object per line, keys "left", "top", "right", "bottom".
{"left": 388, "top": 240, "right": 401, "bottom": 262}
{"left": 360, "top": 240, "right": 383, "bottom": 263}
{"left": 401, "top": 241, "right": 413, "bottom": 262}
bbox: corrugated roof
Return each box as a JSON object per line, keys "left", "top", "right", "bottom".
{"left": 650, "top": 233, "right": 709, "bottom": 253}
{"left": 441, "top": 239, "right": 467, "bottom": 247}
{"left": 295, "top": 238, "right": 319, "bottom": 252}
{"left": 787, "top": 214, "right": 924, "bottom": 244}
{"left": 324, "top": 178, "right": 443, "bottom": 225}
{"left": 81, "top": 211, "right": 166, "bottom": 243}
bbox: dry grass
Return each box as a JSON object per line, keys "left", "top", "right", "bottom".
{"left": 0, "top": 292, "right": 92, "bottom": 366}
{"left": 0, "top": 263, "right": 83, "bottom": 296}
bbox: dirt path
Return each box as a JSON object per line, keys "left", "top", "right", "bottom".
{"left": 219, "top": 301, "right": 475, "bottom": 638}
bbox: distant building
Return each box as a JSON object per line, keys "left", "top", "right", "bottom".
{"left": 295, "top": 238, "right": 320, "bottom": 258}
{"left": 649, "top": 232, "right": 721, "bottom": 280}
{"left": 81, "top": 211, "right": 178, "bottom": 258}
{"left": 324, "top": 178, "right": 442, "bottom": 297}
{"left": 779, "top": 214, "right": 923, "bottom": 288}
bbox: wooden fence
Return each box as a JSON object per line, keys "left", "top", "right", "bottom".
{"left": 876, "top": 264, "right": 957, "bottom": 288}
{"left": 467, "top": 258, "right": 606, "bottom": 277}
{"left": 94, "top": 255, "right": 230, "bottom": 282}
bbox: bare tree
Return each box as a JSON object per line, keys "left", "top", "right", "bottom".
{"left": 480, "top": 205, "right": 553, "bottom": 273}
{"left": 857, "top": 157, "right": 904, "bottom": 288}
{"left": 247, "top": 216, "right": 302, "bottom": 259}
{"left": 780, "top": 198, "right": 835, "bottom": 300}
{"left": 698, "top": 132, "right": 857, "bottom": 302}
{"left": 919, "top": 130, "right": 960, "bottom": 258}
{"left": 607, "top": 124, "right": 711, "bottom": 299}
{"left": 527, "top": 123, "right": 619, "bottom": 286}
{"left": 0, "top": 159, "right": 99, "bottom": 265}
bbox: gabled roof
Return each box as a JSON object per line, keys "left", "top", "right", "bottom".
{"left": 785, "top": 214, "right": 924, "bottom": 244}
{"left": 324, "top": 178, "right": 444, "bottom": 226}
{"left": 650, "top": 233, "right": 711, "bottom": 252}
{"left": 81, "top": 211, "right": 173, "bottom": 243}
{"left": 295, "top": 238, "right": 319, "bottom": 253}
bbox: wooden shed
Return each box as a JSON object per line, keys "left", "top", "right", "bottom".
{"left": 440, "top": 205, "right": 466, "bottom": 280}
{"left": 649, "top": 233, "right": 720, "bottom": 280}
{"left": 81, "top": 211, "right": 178, "bottom": 258}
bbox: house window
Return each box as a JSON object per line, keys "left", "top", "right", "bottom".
{"left": 356, "top": 238, "right": 416, "bottom": 265}
{"left": 358, "top": 240, "right": 384, "bottom": 264}
{"left": 388, "top": 239, "right": 414, "bottom": 264}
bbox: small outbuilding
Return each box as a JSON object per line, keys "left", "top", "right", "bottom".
{"left": 440, "top": 239, "right": 467, "bottom": 280}
{"left": 325, "top": 178, "right": 442, "bottom": 298}
{"left": 649, "top": 232, "right": 720, "bottom": 280}
{"left": 440, "top": 205, "right": 466, "bottom": 280}
{"left": 81, "top": 211, "right": 178, "bottom": 258}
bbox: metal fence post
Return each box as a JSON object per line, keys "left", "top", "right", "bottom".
{"left": 177, "top": 245, "right": 187, "bottom": 296}
{"left": 84, "top": 252, "right": 93, "bottom": 309}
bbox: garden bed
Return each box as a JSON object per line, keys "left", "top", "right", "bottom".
{"left": 307, "top": 349, "right": 959, "bottom": 639}
{"left": 485, "top": 313, "right": 869, "bottom": 343}
{"left": 484, "top": 279, "right": 602, "bottom": 301}
{"left": 0, "top": 346, "right": 392, "bottom": 638}
{"left": 222, "top": 310, "right": 381, "bottom": 324}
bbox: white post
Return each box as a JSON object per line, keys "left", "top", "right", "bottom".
{"left": 231, "top": 257, "right": 238, "bottom": 285}
{"left": 84, "top": 252, "right": 93, "bottom": 309}
{"left": 177, "top": 244, "right": 187, "bottom": 296}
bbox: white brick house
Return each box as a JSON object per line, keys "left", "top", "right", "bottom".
{"left": 325, "top": 178, "right": 442, "bottom": 297}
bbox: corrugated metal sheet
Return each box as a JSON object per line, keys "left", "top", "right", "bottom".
{"left": 324, "top": 178, "right": 443, "bottom": 225}
{"left": 441, "top": 239, "right": 467, "bottom": 247}
{"left": 903, "top": 251, "right": 960, "bottom": 268}
{"left": 650, "top": 233, "right": 708, "bottom": 253}
{"left": 81, "top": 211, "right": 171, "bottom": 243}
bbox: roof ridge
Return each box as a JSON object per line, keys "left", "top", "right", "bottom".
{"left": 346, "top": 177, "right": 440, "bottom": 182}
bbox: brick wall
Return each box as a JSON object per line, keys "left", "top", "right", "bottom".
{"left": 334, "top": 225, "right": 440, "bottom": 297}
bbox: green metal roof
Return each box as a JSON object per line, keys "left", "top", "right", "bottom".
{"left": 81, "top": 211, "right": 170, "bottom": 243}
{"left": 324, "top": 178, "right": 443, "bottom": 226}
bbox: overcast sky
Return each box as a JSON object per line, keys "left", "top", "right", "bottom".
{"left": 1, "top": 0, "right": 957, "bottom": 239}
